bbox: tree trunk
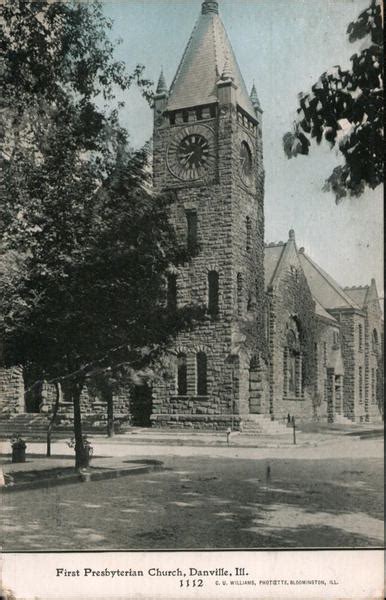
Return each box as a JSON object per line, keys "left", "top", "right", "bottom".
{"left": 106, "top": 388, "right": 114, "bottom": 437}
{"left": 46, "top": 382, "right": 61, "bottom": 457}
{"left": 72, "top": 379, "right": 88, "bottom": 469}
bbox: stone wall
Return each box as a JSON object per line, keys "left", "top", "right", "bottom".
{"left": 0, "top": 366, "right": 24, "bottom": 416}
{"left": 267, "top": 251, "right": 316, "bottom": 423}
{"left": 39, "top": 381, "right": 131, "bottom": 429}
{"left": 314, "top": 322, "right": 331, "bottom": 422}
{"left": 364, "top": 297, "right": 383, "bottom": 422}
{"left": 152, "top": 86, "right": 265, "bottom": 429}
{"left": 314, "top": 319, "right": 345, "bottom": 423}
{"left": 334, "top": 310, "right": 366, "bottom": 422}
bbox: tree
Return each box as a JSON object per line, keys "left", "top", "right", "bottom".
{"left": 0, "top": 1, "right": 202, "bottom": 467}
{"left": 283, "top": 0, "right": 383, "bottom": 202}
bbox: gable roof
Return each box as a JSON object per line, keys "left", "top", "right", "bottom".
{"left": 167, "top": 5, "right": 255, "bottom": 116}
{"left": 298, "top": 252, "right": 361, "bottom": 311}
{"left": 343, "top": 286, "right": 369, "bottom": 309}
{"left": 264, "top": 243, "right": 286, "bottom": 289}
{"left": 314, "top": 298, "right": 338, "bottom": 324}
{"left": 264, "top": 239, "right": 338, "bottom": 324}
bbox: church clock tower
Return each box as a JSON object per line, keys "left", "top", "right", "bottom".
{"left": 151, "top": 0, "right": 266, "bottom": 429}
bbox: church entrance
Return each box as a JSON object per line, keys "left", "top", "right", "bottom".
{"left": 130, "top": 385, "right": 153, "bottom": 427}
{"left": 24, "top": 379, "right": 42, "bottom": 413}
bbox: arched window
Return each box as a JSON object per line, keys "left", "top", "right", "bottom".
{"left": 358, "top": 324, "right": 363, "bottom": 351}
{"left": 237, "top": 273, "right": 243, "bottom": 316}
{"left": 196, "top": 352, "right": 207, "bottom": 395}
{"left": 208, "top": 271, "right": 219, "bottom": 315}
{"left": 246, "top": 216, "right": 252, "bottom": 252}
{"left": 358, "top": 366, "right": 363, "bottom": 403}
{"left": 167, "top": 274, "right": 177, "bottom": 311}
{"left": 177, "top": 353, "right": 187, "bottom": 395}
{"left": 283, "top": 319, "right": 302, "bottom": 398}
{"left": 372, "top": 329, "right": 379, "bottom": 354}
{"left": 287, "top": 330, "right": 297, "bottom": 395}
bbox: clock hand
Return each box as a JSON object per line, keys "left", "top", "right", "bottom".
{"left": 180, "top": 151, "right": 194, "bottom": 166}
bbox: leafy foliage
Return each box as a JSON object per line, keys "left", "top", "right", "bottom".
{"left": 286, "top": 270, "right": 317, "bottom": 388}
{"left": 283, "top": 0, "right": 383, "bottom": 201}
{"left": 1, "top": 0, "right": 153, "bottom": 158}
{"left": 0, "top": 1, "right": 203, "bottom": 464}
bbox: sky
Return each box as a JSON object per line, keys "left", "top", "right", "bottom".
{"left": 100, "top": 0, "right": 383, "bottom": 299}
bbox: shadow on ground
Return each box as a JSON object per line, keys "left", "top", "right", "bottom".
{"left": 1, "top": 456, "right": 383, "bottom": 550}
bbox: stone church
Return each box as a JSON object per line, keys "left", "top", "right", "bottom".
{"left": 0, "top": 0, "right": 383, "bottom": 432}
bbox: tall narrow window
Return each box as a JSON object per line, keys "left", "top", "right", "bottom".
{"left": 196, "top": 352, "right": 207, "bottom": 395}
{"left": 186, "top": 210, "right": 198, "bottom": 252}
{"left": 237, "top": 273, "right": 243, "bottom": 316}
{"left": 358, "top": 324, "right": 363, "bottom": 351}
{"left": 208, "top": 271, "right": 219, "bottom": 316}
{"left": 246, "top": 216, "right": 252, "bottom": 252}
{"left": 177, "top": 353, "right": 187, "bottom": 395}
{"left": 323, "top": 342, "right": 327, "bottom": 366}
{"left": 265, "top": 305, "right": 270, "bottom": 343}
{"left": 358, "top": 366, "right": 363, "bottom": 403}
{"left": 247, "top": 293, "right": 254, "bottom": 312}
{"left": 371, "top": 368, "right": 376, "bottom": 403}
{"left": 372, "top": 329, "right": 378, "bottom": 354}
{"left": 167, "top": 274, "right": 177, "bottom": 311}
{"left": 284, "top": 321, "right": 302, "bottom": 398}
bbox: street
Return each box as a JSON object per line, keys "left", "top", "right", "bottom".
{"left": 1, "top": 437, "right": 384, "bottom": 551}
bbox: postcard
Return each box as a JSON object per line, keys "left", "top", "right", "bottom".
{"left": 0, "top": 1, "right": 383, "bottom": 599}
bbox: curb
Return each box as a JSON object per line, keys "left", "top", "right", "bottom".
{"left": 92, "top": 438, "right": 330, "bottom": 449}
{"left": 1, "top": 461, "right": 163, "bottom": 493}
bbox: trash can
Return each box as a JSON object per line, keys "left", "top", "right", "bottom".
{"left": 12, "top": 441, "right": 26, "bottom": 463}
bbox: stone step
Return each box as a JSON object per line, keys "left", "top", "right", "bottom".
{"left": 241, "top": 415, "right": 289, "bottom": 434}
{"left": 0, "top": 413, "right": 132, "bottom": 438}
{"left": 334, "top": 414, "right": 354, "bottom": 425}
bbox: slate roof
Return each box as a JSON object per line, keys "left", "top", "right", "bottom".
{"left": 314, "top": 298, "right": 338, "bottom": 323}
{"left": 167, "top": 6, "right": 255, "bottom": 116}
{"left": 298, "top": 252, "right": 361, "bottom": 311}
{"left": 343, "top": 286, "right": 369, "bottom": 309}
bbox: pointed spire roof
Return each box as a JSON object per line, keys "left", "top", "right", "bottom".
{"left": 156, "top": 69, "right": 168, "bottom": 95}
{"left": 167, "top": 1, "right": 255, "bottom": 116}
{"left": 250, "top": 82, "right": 262, "bottom": 112}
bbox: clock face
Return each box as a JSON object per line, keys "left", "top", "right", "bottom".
{"left": 239, "top": 141, "right": 253, "bottom": 184}
{"left": 167, "top": 125, "right": 215, "bottom": 182}
{"left": 178, "top": 134, "right": 209, "bottom": 174}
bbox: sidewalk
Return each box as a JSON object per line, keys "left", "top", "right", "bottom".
{"left": 88, "top": 424, "right": 383, "bottom": 448}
